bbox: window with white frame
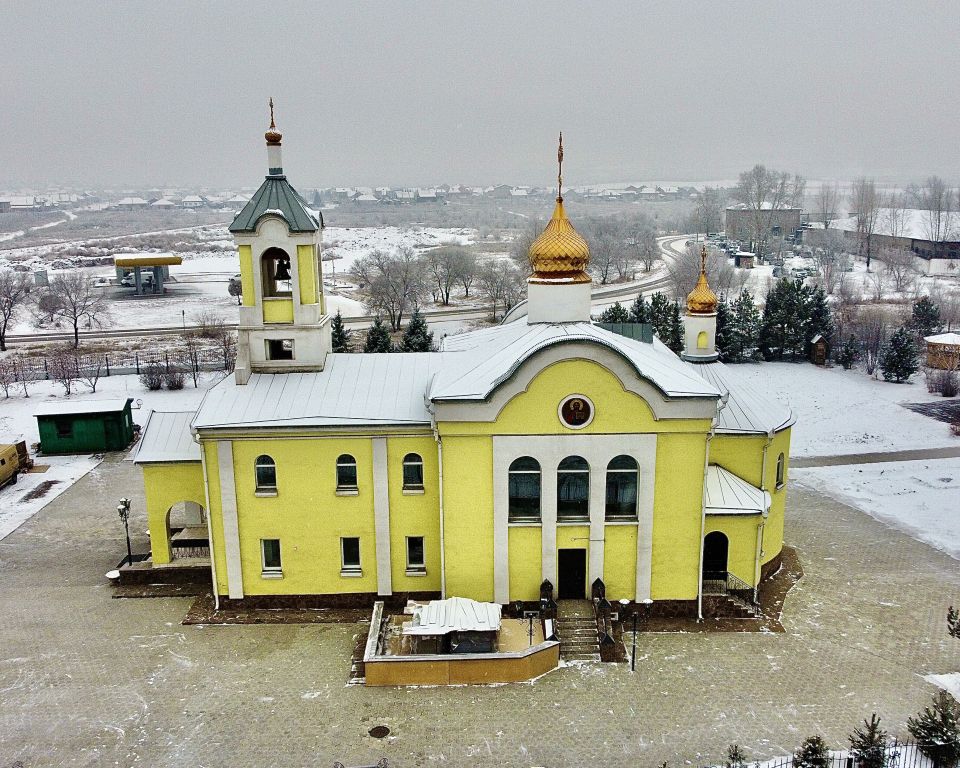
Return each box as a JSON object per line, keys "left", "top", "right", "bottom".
{"left": 406, "top": 536, "right": 425, "bottom": 572}
{"left": 776, "top": 452, "right": 785, "bottom": 488}
{"left": 341, "top": 537, "right": 361, "bottom": 573}
{"left": 402, "top": 453, "right": 424, "bottom": 490}
{"left": 605, "top": 455, "right": 638, "bottom": 520}
{"left": 254, "top": 455, "right": 277, "bottom": 492}
{"left": 336, "top": 454, "right": 358, "bottom": 489}
{"left": 557, "top": 455, "right": 589, "bottom": 521}
{"left": 508, "top": 456, "right": 541, "bottom": 522}
{"left": 261, "top": 538, "right": 282, "bottom": 574}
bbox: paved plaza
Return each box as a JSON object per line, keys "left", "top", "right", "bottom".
{"left": 1, "top": 455, "right": 958, "bottom": 768}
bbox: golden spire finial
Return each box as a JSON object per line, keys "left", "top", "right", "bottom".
{"left": 700, "top": 244, "right": 708, "bottom": 274}
{"left": 557, "top": 132, "right": 564, "bottom": 202}
{"left": 687, "top": 244, "right": 718, "bottom": 314}
{"left": 265, "top": 97, "right": 282, "bottom": 145}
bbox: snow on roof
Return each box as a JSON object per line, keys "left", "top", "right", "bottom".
{"left": 402, "top": 597, "right": 502, "bottom": 636}
{"left": 117, "top": 197, "right": 147, "bottom": 205}
{"left": 193, "top": 354, "right": 445, "bottom": 430}
{"left": 181, "top": 195, "right": 204, "bottom": 202}
{"left": 926, "top": 332, "right": 960, "bottom": 345}
{"left": 34, "top": 398, "right": 132, "bottom": 417}
{"left": 691, "top": 362, "right": 795, "bottom": 434}
{"left": 134, "top": 411, "right": 200, "bottom": 463}
{"left": 151, "top": 198, "right": 175, "bottom": 206}
{"left": 434, "top": 320, "right": 721, "bottom": 401}
{"left": 827, "top": 208, "right": 959, "bottom": 242}
{"left": 704, "top": 465, "right": 770, "bottom": 515}
{"left": 726, "top": 202, "right": 802, "bottom": 211}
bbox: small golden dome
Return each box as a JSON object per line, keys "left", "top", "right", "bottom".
{"left": 686, "top": 245, "right": 718, "bottom": 314}
{"left": 265, "top": 97, "right": 282, "bottom": 145}
{"left": 528, "top": 198, "right": 591, "bottom": 283}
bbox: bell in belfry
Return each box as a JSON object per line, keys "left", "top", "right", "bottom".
{"left": 274, "top": 256, "right": 292, "bottom": 282}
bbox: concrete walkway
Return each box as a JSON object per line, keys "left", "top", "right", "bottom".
{"left": 791, "top": 445, "right": 960, "bottom": 467}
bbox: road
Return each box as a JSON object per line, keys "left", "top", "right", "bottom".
{"left": 6, "top": 235, "right": 691, "bottom": 345}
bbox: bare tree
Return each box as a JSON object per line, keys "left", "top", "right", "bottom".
{"left": 629, "top": 219, "right": 659, "bottom": 274}
{"left": 581, "top": 217, "right": 626, "bottom": 284}
{"left": 882, "top": 191, "right": 910, "bottom": 240}
{"left": 850, "top": 178, "right": 881, "bottom": 270}
{"left": 477, "top": 260, "right": 525, "bottom": 320}
{"left": 867, "top": 265, "right": 888, "bottom": 302}
{"left": 48, "top": 345, "right": 80, "bottom": 395}
{"left": 813, "top": 230, "right": 849, "bottom": 295}
{"left": 458, "top": 251, "right": 478, "bottom": 298}
{"left": 694, "top": 187, "right": 726, "bottom": 237}
{"left": 0, "top": 360, "right": 15, "bottom": 398}
{"left": 508, "top": 218, "right": 544, "bottom": 275}
{"left": 181, "top": 332, "right": 204, "bottom": 387}
{"left": 76, "top": 352, "right": 104, "bottom": 393}
{"left": 227, "top": 276, "right": 243, "bottom": 305}
{"left": 877, "top": 246, "right": 918, "bottom": 293}
{"left": 732, "top": 165, "right": 803, "bottom": 256}
{"left": 425, "top": 245, "right": 472, "bottom": 305}
{"left": 908, "top": 176, "right": 958, "bottom": 259}
{"left": 40, "top": 270, "right": 110, "bottom": 348}
{"left": 815, "top": 181, "right": 840, "bottom": 231}
{"left": 666, "top": 244, "right": 739, "bottom": 299}
{"left": 0, "top": 271, "right": 31, "bottom": 352}
{"left": 854, "top": 305, "right": 890, "bottom": 376}
{"left": 353, "top": 247, "right": 427, "bottom": 331}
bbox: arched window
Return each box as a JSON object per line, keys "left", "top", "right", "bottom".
{"left": 697, "top": 330, "right": 708, "bottom": 349}
{"left": 261, "top": 247, "right": 292, "bottom": 297}
{"left": 557, "top": 456, "right": 589, "bottom": 521}
{"left": 254, "top": 455, "right": 277, "bottom": 492}
{"left": 776, "top": 452, "right": 785, "bottom": 488}
{"left": 508, "top": 457, "right": 541, "bottom": 522}
{"left": 336, "top": 454, "right": 357, "bottom": 489}
{"left": 402, "top": 453, "right": 424, "bottom": 490}
{"left": 605, "top": 455, "right": 638, "bottom": 520}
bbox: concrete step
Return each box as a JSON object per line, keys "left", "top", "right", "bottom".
{"left": 562, "top": 652, "right": 601, "bottom": 662}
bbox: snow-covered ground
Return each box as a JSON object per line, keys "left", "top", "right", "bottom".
{"left": 720, "top": 362, "right": 956, "bottom": 457}
{"left": 925, "top": 672, "right": 960, "bottom": 700}
{"left": 322, "top": 225, "right": 475, "bottom": 273}
{"left": 792, "top": 459, "right": 960, "bottom": 559}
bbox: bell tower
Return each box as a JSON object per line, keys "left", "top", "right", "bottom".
{"left": 681, "top": 246, "right": 720, "bottom": 363}
{"left": 229, "top": 99, "right": 331, "bottom": 384}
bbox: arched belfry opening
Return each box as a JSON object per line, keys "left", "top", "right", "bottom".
{"left": 261, "top": 247, "right": 293, "bottom": 297}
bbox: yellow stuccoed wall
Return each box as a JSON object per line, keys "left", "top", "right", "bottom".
{"left": 603, "top": 525, "right": 638, "bottom": 598}
{"left": 508, "top": 526, "right": 542, "bottom": 601}
{"left": 143, "top": 463, "right": 206, "bottom": 565}
{"left": 262, "top": 298, "right": 294, "bottom": 324}
{"left": 704, "top": 515, "right": 760, "bottom": 585}
{"left": 296, "top": 244, "right": 318, "bottom": 307}
{"left": 238, "top": 245, "right": 255, "bottom": 307}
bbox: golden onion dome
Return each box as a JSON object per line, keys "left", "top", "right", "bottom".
{"left": 528, "top": 198, "right": 591, "bottom": 283}
{"left": 265, "top": 97, "right": 282, "bottom": 145}
{"left": 686, "top": 245, "right": 718, "bottom": 314}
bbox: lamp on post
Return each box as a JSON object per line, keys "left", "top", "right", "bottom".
{"left": 117, "top": 497, "right": 132, "bottom": 566}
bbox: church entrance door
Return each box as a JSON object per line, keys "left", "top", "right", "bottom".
{"left": 557, "top": 549, "right": 587, "bottom": 599}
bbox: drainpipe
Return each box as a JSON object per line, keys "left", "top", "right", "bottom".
{"left": 754, "top": 429, "right": 775, "bottom": 604}
{"left": 429, "top": 402, "right": 446, "bottom": 599}
{"left": 197, "top": 432, "right": 219, "bottom": 611}
{"left": 697, "top": 393, "right": 728, "bottom": 621}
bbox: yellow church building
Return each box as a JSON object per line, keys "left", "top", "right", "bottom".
{"left": 134, "top": 112, "right": 794, "bottom": 618}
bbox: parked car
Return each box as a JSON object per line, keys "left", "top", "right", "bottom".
{"left": 120, "top": 272, "right": 154, "bottom": 287}
{"left": 0, "top": 443, "right": 21, "bottom": 488}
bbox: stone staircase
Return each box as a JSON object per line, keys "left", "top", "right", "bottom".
{"left": 702, "top": 592, "right": 761, "bottom": 620}
{"left": 556, "top": 600, "right": 600, "bottom": 662}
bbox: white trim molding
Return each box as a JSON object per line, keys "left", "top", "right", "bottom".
{"left": 216, "top": 440, "right": 244, "bottom": 600}
{"left": 372, "top": 438, "right": 392, "bottom": 596}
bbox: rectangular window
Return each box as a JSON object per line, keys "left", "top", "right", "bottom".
{"left": 406, "top": 536, "right": 425, "bottom": 572}
{"left": 265, "top": 338, "right": 295, "bottom": 361}
{"left": 55, "top": 418, "right": 73, "bottom": 439}
{"left": 261, "top": 539, "right": 282, "bottom": 573}
{"left": 341, "top": 537, "right": 361, "bottom": 573}
{"left": 558, "top": 473, "right": 589, "bottom": 521}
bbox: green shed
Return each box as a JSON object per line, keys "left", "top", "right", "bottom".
{"left": 34, "top": 398, "right": 136, "bottom": 454}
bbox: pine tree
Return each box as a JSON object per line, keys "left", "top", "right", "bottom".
{"left": 363, "top": 316, "right": 393, "bottom": 353}
{"left": 598, "top": 302, "right": 630, "bottom": 323}
{"left": 331, "top": 310, "right": 351, "bottom": 353}
{"left": 628, "top": 294, "right": 650, "bottom": 323}
{"left": 724, "top": 744, "right": 746, "bottom": 768}
{"left": 794, "top": 735, "right": 830, "bottom": 768}
{"left": 760, "top": 278, "right": 809, "bottom": 360}
{"left": 837, "top": 335, "right": 860, "bottom": 370}
{"left": 400, "top": 308, "right": 434, "bottom": 352}
{"left": 907, "top": 691, "right": 960, "bottom": 768}
{"left": 911, "top": 296, "right": 942, "bottom": 338}
{"left": 649, "top": 292, "right": 672, "bottom": 344}
{"left": 715, "top": 298, "right": 732, "bottom": 360}
{"left": 666, "top": 301, "right": 684, "bottom": 355}
{"left": 806, "top": 285, "right": 834, "bottom": 353}
{"left": 949, "top": 606, "right": 960, "bottom": 639}
{"left": 848, "top": 713, "right": 889, "bottom": 768}
{"left": 727, "top": 290, "right": 761, "bottom": 363}
{"left": 879, "top": 326, "right": 919, "bottom": 382}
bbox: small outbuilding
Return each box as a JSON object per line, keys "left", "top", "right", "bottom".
{"left": 924, "top": 332, "right": 960, "bottom": 370}
{"left": 34, "top": 398, "right": 135, "bottom": 454}
{"left": 809, "top": 333, "right": 828, "bottom": 366}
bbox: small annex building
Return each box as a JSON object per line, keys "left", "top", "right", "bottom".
{"left": 35, "top": 398, "right": 135, "bottom": 454}
{"left": 134, "top": 112, "right": 795, "bottom": 619}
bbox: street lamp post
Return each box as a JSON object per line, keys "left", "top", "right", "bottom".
{"left": 117, "top": 497, "right": 132, "bottom": 566}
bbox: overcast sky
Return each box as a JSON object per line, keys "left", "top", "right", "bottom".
{"left": 3, "top": 1, "right": 959, "bottom": 189}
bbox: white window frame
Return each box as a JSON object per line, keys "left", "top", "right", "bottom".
{"left": 254, "top": 455, "right": 277, "bottom": 495}
{"left": 340, "top": 536, "right": 362, "bottom": 575}
{"left": 260, "top": 538, "right": 282, "bottom": 577}
{"left": 405, "top": 535, "right": 426, "bottom": 574}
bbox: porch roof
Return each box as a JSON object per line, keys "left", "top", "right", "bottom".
{"left": 134, "top": 411, "right": 200, "bottom": 463}
{"left": 704, "top": 465, "right": 770, "bottom": 516}
{"left": 402, "top": 597, "right": 502, "bottom": 636}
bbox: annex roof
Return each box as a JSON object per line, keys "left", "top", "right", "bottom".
{"left": 690, "top": 362, "right": 795, "bottom": 434}
{"left": 34, "top": 398, "right": 132, "bottom": 417}
{"left": 229, "top": 175, "right": 321, "bottom": 234}
{"left": 193, "top": 353, "right": 444, "bottom": 430}
{"left": 433, "top": 320, "right": 721, "bottom": 401}
{"left": 827, "top": 208, "right": 959, "bottom": 243}
{"left": 134, "top": 411, "right": 200, "bottom": 463}
{"left": 402, "top": 597, "right": 502, "bottom": 636}
{"left": 704, "top": 464, "right": 770, "bottom": 515}
{"left": 925, "top": 332, "right": 960, "bottom": 345}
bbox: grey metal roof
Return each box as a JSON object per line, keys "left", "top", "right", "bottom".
{"left": 193, "top": 353, "right": 445, "bottom": 430}
{"left": 228, "top": 176, "right": 321, "bottom": 234}
{"left": 690, "top": 361, "right": 795, "bottom": 435}
{"left": 34, "top": 398, "right": 131, "bottom": 417}
{"left": 134, "top": 411, "right": 200, "bottom": 463}
{"left": 433, "top": 320, "right": 721, "bottom": 401}
{"left": 704, "top": 464, "right": 770, "bottom": 515}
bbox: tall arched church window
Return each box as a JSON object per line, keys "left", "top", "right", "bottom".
{"left": 605, "top": 455, "right": 638, "bottom": 520}
{"left": 261, "top": 247, "right": 292, "bottom": 297}
{"left": 402, "top": 453, "right": 424, "bottom": 490}
{"left": 508, "top": 456, "right": 541, "bottom": 522}
{"left": 255, "top": 455, "right": 277, "bottom": 492}
{"left": 336, "top": 454, "right": 358, "bottom": 489}
{"left": 557, "top": 456, "right": 589, "bottom": 521}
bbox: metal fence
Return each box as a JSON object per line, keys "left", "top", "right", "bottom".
{"left": 0, "top": 348, "right": 232, "bottom": 383}
{"left": 701, "top": 742, "right": 939, "bottom": 768}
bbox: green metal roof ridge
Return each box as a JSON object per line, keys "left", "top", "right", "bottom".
{"left": 229, "top": 176, "right": 322, "bottom": 234}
